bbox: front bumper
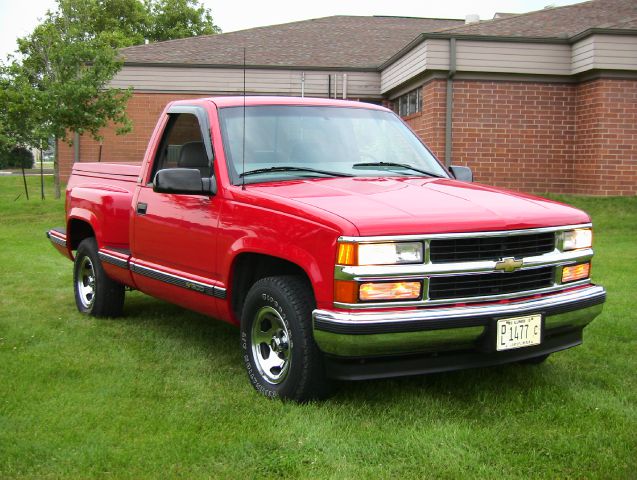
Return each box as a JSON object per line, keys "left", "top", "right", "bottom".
{"left": 312, "top": 285, "right": 606, "bottom": 359}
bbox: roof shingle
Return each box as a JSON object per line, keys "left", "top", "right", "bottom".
{"left": 120, "top": 1, "right": 637, "bottom": 70}
{"left": 120, "top": 16, "right": 463, "bottom": 69}
{"left": 435, "top": 0, "right": 637, "bottom": 39}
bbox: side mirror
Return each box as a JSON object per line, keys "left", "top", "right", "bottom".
{"left": 449, "top": 165, "right": 473, "bottom": 182}
{"left": 153, "top": 168, "right": 216, "bottom": 195}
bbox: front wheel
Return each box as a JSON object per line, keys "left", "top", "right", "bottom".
{"left": 73, "top": 237, "right": 125, "bottom": 317}
{"left": 240, "top": 275, "right": 332, "bottom": 402}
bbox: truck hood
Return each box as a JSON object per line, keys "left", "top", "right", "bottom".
{"left": 251, "top": 177, "right": 590, "bottom": 236}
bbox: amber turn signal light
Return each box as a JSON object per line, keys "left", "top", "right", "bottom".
{"left": 336, "top": 243, "right": 358, "bottom": 266}
{"left": 334, "top": 280, "right": 359, "bottom": 303}
{"left": 562, "top": 263, "right": 591, "bottom": 283}
{"left": 359, "top": 281, "right": 422, "bottom": 302}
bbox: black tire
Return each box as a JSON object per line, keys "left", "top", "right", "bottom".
{"left": 520, "top": 353, "right": 550, "bottom": 365}
{"left": 240, "top": 275, "right": 332, "bottom": 402}
{"left": 73, "top": 237, "right": 125, "bottom": 317}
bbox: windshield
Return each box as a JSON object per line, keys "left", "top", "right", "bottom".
{"left": 218, "top": 105, "right": 448, "bottom": 184}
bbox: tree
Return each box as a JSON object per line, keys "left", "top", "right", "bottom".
{"left": 0, "top": 67, "right": 42, "bottom": 153}
{"left": 1, "top": 0, "right": 220, "bottom": 197}
{"left": 55, "top": 0, "right": 149, "bottom": 47}
{"left": 145, "top": 0, "right": 221, "bottom": 42}
{"left": 51, "top": 0, "right": 221, "bottom": 46}
{"left": 0, "top": 146, "right": 34, "bottom": 170}
{"left": 1, "top": 12, "right": 132, "bottom": 198}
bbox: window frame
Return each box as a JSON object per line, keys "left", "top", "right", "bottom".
{"left": 395, "top": 87, "right": 422, "bottom": 117}
{"left": 148, "top": 105, "right": 214, "bottom": 184}
{"left": 217, "top": 104, "right": 449, "bottom": 186}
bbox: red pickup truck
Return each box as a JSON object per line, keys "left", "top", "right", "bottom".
{"left": 48, "top": 96, "right": 606, "bottom": 401}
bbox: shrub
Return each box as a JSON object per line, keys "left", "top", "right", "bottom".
{"left": 0, "top": 146, "right": 35, "bottom": 169}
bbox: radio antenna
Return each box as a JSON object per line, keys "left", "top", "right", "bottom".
{"left": 241, "top": 47, "right": 246, "bottom": 190}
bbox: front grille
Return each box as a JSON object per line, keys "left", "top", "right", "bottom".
{"left": 429, "top": 232, "right": 555, "bottom": 263}
{"left": 428, "top": 267, "right": 554, "bottom": 300}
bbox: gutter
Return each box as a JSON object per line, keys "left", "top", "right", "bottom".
{"left": 121, "top": 61, "right": 379, "bottom": 73}
{"left": 380, "top": 28, "right": 637, "bottom": 71}
{"left": 445, "top": 38, "right": 456, "bottom": 167}
{"left": 568, "top": 27, "right": 637, "bottom": 43}
{"left": 378, "top": 33, "right": 568, "bottom": 71}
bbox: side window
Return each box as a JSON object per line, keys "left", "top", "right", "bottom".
{"left": 152, "top": 113, "right": 211, "bottom": 179}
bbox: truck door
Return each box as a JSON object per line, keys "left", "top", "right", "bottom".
{"left": 130, "top": 105, "right": 224, "bottom": 318}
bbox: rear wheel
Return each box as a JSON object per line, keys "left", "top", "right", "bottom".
{"left": 240, "top": 275, "right": 332, "bottom": 401}
{"left": 73, "top": 237, "right": 125, "bottom": 317}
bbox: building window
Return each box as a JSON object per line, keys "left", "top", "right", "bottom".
{"left": 395, "top": 88, "right": 422, "bottom": 117}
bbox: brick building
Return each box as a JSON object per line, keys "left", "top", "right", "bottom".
{"left": 60, "top": 0, "right": 637, "bottom": 195}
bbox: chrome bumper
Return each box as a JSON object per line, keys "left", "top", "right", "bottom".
{"left": 312, "top": 285, "right": 606, "bottom": 357}
{"left": 46, "top": 228, "right": 72, "bottom": 261}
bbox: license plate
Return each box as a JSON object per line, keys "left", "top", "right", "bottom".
{"left": 496, "top": 314, "right": 542, "bottom": 351}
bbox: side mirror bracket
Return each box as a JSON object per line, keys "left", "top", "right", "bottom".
{"left": 449, "top": 165, "right": 473, "bottom": 182}
{"left": 202, "top": 176, "right": 217, "bottom": 195}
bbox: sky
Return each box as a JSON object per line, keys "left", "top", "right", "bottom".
{"left": 0, "top": 0, "right": 584, "bottom": 61}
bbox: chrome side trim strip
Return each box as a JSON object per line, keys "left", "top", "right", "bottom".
{"left": 315, "top": 285, "right": 606, "bottom": 329}
{"left": 98, "top": 251, "right": 129, "bottom": 269}
{"left": 335, "top": 248, "right": 593, "bottom": 280}
{"left": 129, "top": 261, "right": 227, "bottom": 299}
{"left": 47, "top": 231, "right": 67, "bottom": 248}
{"left": 338, "top": 223, "right": 592, "bottom": 243}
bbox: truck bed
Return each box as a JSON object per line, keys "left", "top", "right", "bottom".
{"left": 71, "top": 162, "right": 142, "bottom": 182}
{"left": 66, "top": 162, "right": 142, "bottom": 255}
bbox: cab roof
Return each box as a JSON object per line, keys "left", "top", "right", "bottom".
{"left": 170, "top": 96, "right": 390, "bottom": 111}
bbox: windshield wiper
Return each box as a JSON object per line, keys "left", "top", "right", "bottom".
{"left": 352, "top": 162, "right": 445, "bottom": 178}
{"left": 239, "top": 166, "right": 354, "bottom": 178}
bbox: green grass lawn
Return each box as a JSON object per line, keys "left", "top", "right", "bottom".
{"left": 1, "top": 175, "right": 635, "bottom": 479}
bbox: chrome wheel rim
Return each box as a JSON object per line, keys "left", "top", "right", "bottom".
{"left": 250, "top": 306, "right": 291, "bottom": 384}
{"left": 77, "top": 256, "right": 96, "bottom": 309}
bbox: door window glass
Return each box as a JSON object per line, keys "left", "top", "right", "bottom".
{"left": 152, "top": 113, "right": 210, "bottom": 178}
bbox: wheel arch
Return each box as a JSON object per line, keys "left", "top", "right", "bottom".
{"left": 66, "top": 211, "right": 99, "bottom": 251}
{"left": 229, "top": 252, "right": 315, "bottom": 321}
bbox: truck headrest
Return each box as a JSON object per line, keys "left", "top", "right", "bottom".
{"left": 178, "top": 141, "right": 208, "bottom": 168}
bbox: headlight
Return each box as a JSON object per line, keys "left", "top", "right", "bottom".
{"left": 563, "top": 228, "right": 592, "bottom": 251}
{"left": 337, "top": 241, "right": 424, "bottom": 266}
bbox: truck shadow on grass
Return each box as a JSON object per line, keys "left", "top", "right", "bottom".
{"left": 119, "top": 292, "right": 241, "bottom": 366}
{"left": 338, "top": 363, "right": 563, "bottom": 403}
{"left": 118, "top": 292, "right": 569, "bottom": 413}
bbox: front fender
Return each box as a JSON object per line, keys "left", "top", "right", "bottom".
{"left": 228, "top": 238, "right": 326, "bottom": 293}
{"left": 218, "top": 201, "right": 341, "bottom": 310}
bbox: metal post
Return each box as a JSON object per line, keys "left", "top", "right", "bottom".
{"left": 21, "top": 165, "right": 29, "bottom": 200}
{"left": 74, "top": 131, "right": 80, "bottom": 164}
{"left": 40, "top": 148, "right": 44, "bottom": 200}
{"left": 342, "top": 73, "right": 347, "bottom": 99}
{"left": 301, "top": 72, "right": 305, "bottom": 98}
{"left": 445, "top": 38, "right": 456, "bottom": 167}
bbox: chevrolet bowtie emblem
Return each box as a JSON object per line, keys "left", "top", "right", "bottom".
{"left": 495, "top": 257, "right": 524, "bottom": 273}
